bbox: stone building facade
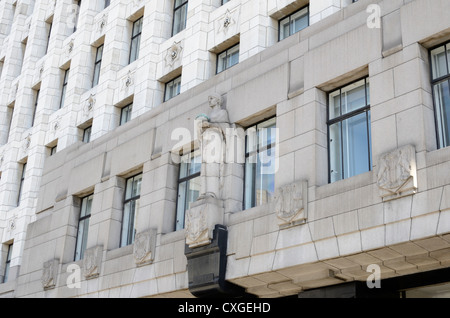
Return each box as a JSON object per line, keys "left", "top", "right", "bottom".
{"left": 1, "top": 0, "right": 450, "bottom": 298}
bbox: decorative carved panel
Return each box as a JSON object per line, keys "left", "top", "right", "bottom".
{"left": 274, "top": 180, "right": 308, "bottom": 228}
{"left": 377, "top": 145, "right": 417, "bottom": 201}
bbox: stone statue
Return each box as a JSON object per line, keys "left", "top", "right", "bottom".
{"left": 195, "top": 93, "right": 230, "bottom": 200}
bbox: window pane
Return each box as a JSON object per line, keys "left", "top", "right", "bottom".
{"left": 434, "top": 80, "right": 450, "bottom": 148}
{"left": 95, "top": 45, "right": 103, "bottom": 62}
{"left": 329, "top": 89, "right": 341, "bottom": 120}
{"left": 185, "top": 177, "right": 200, "bottom": 209}
{"left": 342, "top": 112, "right": 370, "bottom": 179}
{"left": 126, "top": 174, "right": 142, "bottom": 199}
{"left": 217, "top": 51, "right": 227, "bottom": 73}
{"left": 227, "top": 45, "right": 239, "bottom": 69}
{"left": 341, "top": 79, "right": 367, "bottom": 115}
{"left": 244, "top": 154, "right": 257, "bottom": 209}
{"left": 431, "top": 45, "right": 448, "bottom": 80}
{"left": 279, "top": 17, "right": 290, "bottom": 41}
{"left": 120, "top": 104, "right": 132, "bottom": 125}
{"left": 290, "top": 7, "right": 308, "bottom": 34}
{"left": 258, "top": 117, "right": 276, "bottom": 149}
{"left": 173, "top": 3, "right": 187, "bottom": 35}
{"left": 75, "top": 218, "right": 89, "bottom": 261}
{"left": 245, "top": 126, "right": 258, "bottom": 155}
{"left": 329, "top": 121, "right": 342, "bottom": 182}
{"left": 80, "top": 195, "right": 93, "bottom": 217}
{"left": 121, "top": 200, "right": 136, "bottom": 246}
{"left": 165, "top": 77, "right": 181, "bottom": 101}
{"left": 255, "top": 148, "right": 275, "bottom": 206}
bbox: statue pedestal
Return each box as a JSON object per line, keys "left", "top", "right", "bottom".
{"left": 185, "top": 197, "right": 224, "bottom": 248}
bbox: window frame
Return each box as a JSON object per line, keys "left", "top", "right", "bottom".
{"left": 172, "top": 0, "right": 188, "bottom": 36}
{"left": 243, "top": 116, "right": 277, "bottom": 210}
{"left": 92, "top": 44, "right": 103, "bottom": 88}
{"left": 326, "top": 77, "right": 372, "bottom": 184}
{"left": 83, "top": 125, "right": 92, "bottom": 143}
{"left": 120, "top": 173, "right": 142, "bottom": 247}
{"left": 175, "top": 150, "right": 201, "bottom": 231}
{"left": 3, "top": 244, "right": 13, "bottom": 283}
{"left": 278, "top": 5, "right": 310, "bottom": 42}
{"left": 216, "top": 43, "right": 240, "bottom": 74}
{"left": 119, "top": 103, "right": 133, "bottom": 126}
{"left": 74, "top": 194, "right": 93, "bottom": 261}
{"left": 164, "top": 75, "right": 181, "bottom": 102}
{"left": 59, "top": 68, "right": 70, "bottom": 109}
{"left": 31, "top": 89, "right": 39, "bottom": 127}
{"left": 429, "top": 40, "right": 450, "bottom": 149}
{"left": 128, "top": 17, "right": 143, "bottom": 65}
{"left": 17, "top": 162, "right": 27, "bottom": 206}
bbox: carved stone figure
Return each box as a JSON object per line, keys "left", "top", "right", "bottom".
{"left": 42, "top": 259, "right": 59, "bottom": 290}
{"left": 133, "top": 229, "right": 157, "bottom": 266}
{"left": 185, "top": 204, "right": 208, "bottom": 247}
{"left": 377, "top": 145, "right": 417, "bottom": 201}
{"left": 195, "top": 93, "right": 230, "bottom": 200}
{"left": 274, "top": 180, "right": 308, "bottom": 227}
{"left": 83, "top": 246, "right": 102, "bottom": 279}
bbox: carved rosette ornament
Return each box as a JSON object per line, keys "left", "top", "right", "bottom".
{"left": 42, "top": 259, "right": 59, "bottom": 290}
{"left": 377, "top": 145, "right": 417, "bottom": 201}
{"left": 133, "top": 229, "right": 157, "bottom": 266}
{"left": 274, "top": 180, "right": 308, "bottom": 228}
{"left": 217, "top": 9, "right": 236, "bottom": 35}
{"left": 164, "top": 41, "right": 183, "bottom": 68}
{"left": 83, "top": 246, "right": 103, "bottom": 279}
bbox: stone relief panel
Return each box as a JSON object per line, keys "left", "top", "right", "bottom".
{"left": 42, "top": 259, "right": 59, "bottom": 290}
{"left": 274, "top": 180, "right": 308, "bottom": 228}
{"left": 83, "top": 245, "right": 103, "bottom": 279}
{"left": 377, "top": 145, "right": 417, "bottom": 201}
{"left": 133, "top": 229, "right": 157, "bottom": 266}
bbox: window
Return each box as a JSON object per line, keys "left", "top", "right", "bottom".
{"left": 120, "top": 174, "right": 142, "bottom": 247}
{"left": 175, "top": 150, "right": 201, "bottom": 231}
{"left": 60, "top": 69, "right": 70, "bottom": 109}
{"left": 222, "top": 0, "right": 230, "bottom": 4}
{"left": 172, "top": 0, "right": 188, "bottom": 36}
{"left": 217, "top": 43, "right": 239, "bottom": 74}
{"left": 83, "top": 126, "right": 92, "bottom": 143}
{"left": 104, "top": 0, "right": 110, "bottom": 8}
{"left": 120, "top": 103, "right": 133, "bottom": 125}
{"left": 430, "top": 41, "right": 450, "bottom": 149}
{"left": 50, "top": 145, "right": 57, "bottom": 156}
{"left": 164, "top": 76, "right": 181, "bottom": 101}
{"left": 17, "top": 163, "right": 26, "bottom": 206}
{"left": 279, "top": 6, "right": 309, "bottom": 41}
{"left": 3, "top": 244, "right": 12, "bottom": 283}
{"left": 72, "top": 0, "right": 81, "bottom": 33}
{"left": 74, "top": 194, "right": 93, "bottom": 261}
{"left": 129, "top": 17, "right": 143, "bottom": 64}
{"left": 92, "top": 44, "right": 103, "bottom": 87}
{"left": 31, "top": 89, "right": 39, "bottom": 127}
{"left": 244, "top": 117, "right": 277, "bottom": 210}
{"left": 328, "top": 78, "right": 372, "bottom": 183}
{"left": 45, "top": 22, "right": 52, "bottom": 54}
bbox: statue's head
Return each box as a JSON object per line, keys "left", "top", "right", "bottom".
{"left": 208, "top": 93, "right": 222, "bottom": 109}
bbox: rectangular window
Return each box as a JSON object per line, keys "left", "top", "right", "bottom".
{"left": 244, "top": 117, "right": 277, "bottom": 210}
{"left": 129, "top": 17, "right": 143, "bottom": 64}
{"left": 45, "top": 22, "right": 52, "bottom": 54}
{"left": 3, "top": 244, "right": 13, "bottom": 283}
{"left": 83, "top": 126, "right": 92, "bottom": 143}
{"left": 217, "top": 43, "right": 239, "bottom": 74}
{"left": 328, "top": 78, "right": 372, "bottom": 183}
{"left": 50, "top": 145, "right": 57, "bottom": 156}
{"left": 31, "top": 89, "right": 39, "bottom": 127}
{"left": 60, "top": 69, "right": 70, "bottom": 109}
{"left": 164, "top": 76, "right": 181, "bottom": 101}
{"left": 17, "top": 163, "right": 26, "bottom": 206}
{"left": 120, "top": 103, "right": 133, "bottom": 126}
{"left": 430, "top": 41, "right": 450, "bottom": 149}
{"left": 104, "top": 0, "right": 110, "bottom": 8}
{"left": 175, "top": 150, "right": 201, "bottom": 231}
{"left": 74, "top": 194, "right": 93, "bottom": 261}
{"left": 279, "top": 6, "right": 309, "bottom": 41}
{"left": 172, "top": 0, "right": 188, "bottom": 36}
{"left": 92, "top": 44, "right": 103, "bottom": 87}
{"left": 73, "top": 0, "right": 81, "bottom": 33}
{"left": 120, "top": 173, "right": 142, "bottom": 247}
